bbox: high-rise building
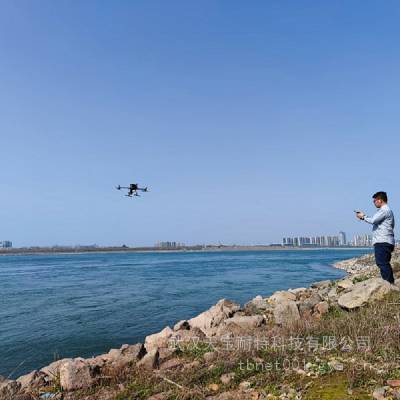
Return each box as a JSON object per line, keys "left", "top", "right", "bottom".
{"left": 282, "top": 234, "right": 344, "bottom": 247}
{"left": 0, "top": 241, "right": 12, "bottom": 248}
{"left": 338, "top": 231, "right": 347, "bottom": 246}
{"left": 283, "top": 237, "right": 294, "bottom": 246}
{"left": 155, "top": 241, "right": 184, "bottom": 249}
{"left": 352, "top": 234, "right": 373, "bottom": 247}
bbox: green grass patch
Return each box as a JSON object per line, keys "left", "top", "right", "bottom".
{"left": 304, "top": 373, "right": 371, "bottom": 400}
{"left": 115, "top": 380, "right": 154, "bottom": 400}
{"left": 175, "top": 341, "right": 213, "bottom": 360}
{"left": 352, "top": 275, "right": 369, "bottom": 284}
{"left": 187, "top": 362, "right": 226, "bottom": 386}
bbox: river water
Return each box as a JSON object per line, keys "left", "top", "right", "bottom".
{"left": 0, "top": 248, "right": 372, "bottom": 377}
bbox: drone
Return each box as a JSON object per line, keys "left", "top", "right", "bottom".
{"left": 116, "top": 183, "right": 148, "bottom": 197}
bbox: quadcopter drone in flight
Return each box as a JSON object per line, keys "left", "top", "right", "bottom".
{"left": 116, "top": 183, "right": 148, "bottom": 197}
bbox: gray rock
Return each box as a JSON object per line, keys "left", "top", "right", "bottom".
{"left": 239, "top": 381, "right": 251, "bottom": 389}
{"left": 244, "top": 295, "right": 269, "bottom": 311}
{"left": 288, "top": 287, "right": 308, "bottom": 295}
{"left": 188, "top": 299, "right": 240, "bottom": 335}
{"left": 40, "top": 358, "right": 73, "bottom": 382}
{"left": 220, "top": 372, "right": 235, "bottom": 384}
{"left": 0, "top": 378, "right": 21, "bottom": 399}
{"left": 90, "top": 343, "right": 145, "bottom": 369}
{"left": 372, "top": 386, "right": 386, "bottom": 400}
{"left": 59, "top": 358, "right": 94, "bottom": 391}
{"left": 334, "top": 253, "right": 377, "bottom": 274}
{"left": 114, "top": 343, "right": 145, "bottom": 367}
{"left": 173, "top": 320, "right": 190, "bottom": 331}
{"left": 16, "top": 370, "right": 46, "bottom": 392}
{"left": 311, "top": 280, "right": 331, "bottom": 289}
{"left": 273, "top": 300, "right": 300, "bottom": 326}
{"left": 338, "top": 278, "right": 400, "bottom": 310}
{"left": 145, "top": 326, "right": 174, "bottom": 352}
{"left": 327, "top": 287, "right": 338, "bottom": 300}
{"left": 269, "top": 290, "right": 296, "bottom": 303}
{"left": 337, "top": 278, "right": 354, "bottom": 289}
{"left": 103, "top": 348, "right": 121, "bottom": 363}
{"left": 328, "top": 360, "right": 344, "bottom": 371}
{"left": 158, "top": 347, "right": 176, "bottom": 361}
{"left": 314, "top": 301, "right": 329, "bottom": 316}
{"left": 318, "top": 287, "right": 331, "bottom": 300}
{"left": 169, "top": 326, "right": 206, "bottom": 348}
{"left": 136, "top": 349, "right": 160, "bottom": 370}
{"left": 224, "top": 315, "right": 264, "bottom": 329}
{"left": 298, "top": 292, "right": 321, "bottom": 314}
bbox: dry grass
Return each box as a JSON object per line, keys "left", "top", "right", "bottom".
{"left": 46, "top": 288, "right": 400, "bottom": 399}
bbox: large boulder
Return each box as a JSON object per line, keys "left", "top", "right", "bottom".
{"left": 327, "top": 287, "right": 338, "bottom": 301}
{"left": 311, "top": 280, "right": 332, "bottom": 289}
{"left": 288, "top": 287, "right": 308, "bottom": 295}
{"left": 188, "top": 299, "right": 240, "bottom": 335}
{"left": 295, "top": 289, "right": 314, "bottom": 303}
{"left": 16, "top": 370, "right": 46, "bottom": 392}
{"left": 269, "top": 291, "right": 296, "bottom": 303}
{"left": 244, "top": 295, "right": 272, "bottom": 312}
{"left": 119, "top": 343, "right": 146, "bottom": 362}
{"left": 136, "top": 349, "right": 159, "bottom": 370}
{"left": 40, "top": 358, "right": 73, "bottom": 382}
{"left": 298, "top": 292, "right": 322, "bottom": 316}
{"left": 145, "top": 326, "right": 174, "bottom": 352}
{"left": 173, "top": 320, "right": 190, "bottom": 331}
{"left": 223, "top": 315, "right": 264, "bottom": 330}
{"left": 89, "top": 343, "right": 145, "bottom": 369}
{"left": 338, "top": 278, "right": 399, "bottom": 310}
{"left": 0, "top": 377, "right": 21, "bottom": 400}
{"left": 337, "top": 278, "right": 354, "bottom": 290}
{"left": 168, "top": 327, "right": 207, "bottom": 352}
{"left": 170, "top": 327, "right": 206, "bottom": 342}
{"left": 273, "top": 300, "right": 300, "bottom": 326}
{"left": 313, "top": 301, "right": 329, "bottom": 317}
{"left": 318, "top": 287, "right": 332, "bottom": 301}
{"left": 59, "top": 358, "right": 94, "bottom": 391}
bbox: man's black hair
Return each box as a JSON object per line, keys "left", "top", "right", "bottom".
{"left": 373, "top": 191, "right": 388, "bottom": 202}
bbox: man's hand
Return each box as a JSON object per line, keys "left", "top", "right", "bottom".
{"left": 356, "top": 212, "right": 365, "bottom": 220}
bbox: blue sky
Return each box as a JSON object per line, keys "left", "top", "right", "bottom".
{"left": 1, "top": 1, "right": 399, "bottom": 247}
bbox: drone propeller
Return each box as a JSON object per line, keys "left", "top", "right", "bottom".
{"left": 116, "top": 185, "right": 121, "bottom": 190}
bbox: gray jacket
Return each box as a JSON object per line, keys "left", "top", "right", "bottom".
{"left": 364, "top": 204, "right": 395, "bottom": 245}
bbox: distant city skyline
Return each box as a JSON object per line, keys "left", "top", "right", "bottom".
{"left": 1, "top": 2, "right": 399, "bottom": 247}
{"left": 0, "top": 231, "right": 381, "bottom": 249}
{"left": 282, "top": 231, "right": 375, "bottom": 247}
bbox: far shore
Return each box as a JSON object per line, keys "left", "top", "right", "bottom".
{"left": 0, "top": 245, "right": 373, "bottom": 257}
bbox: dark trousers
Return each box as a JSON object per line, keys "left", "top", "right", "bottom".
{"left": 374, "top": 242, "right": 395, "bottom": 284}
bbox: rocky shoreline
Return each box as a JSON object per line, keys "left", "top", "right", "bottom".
{"left": 2, "top": 247, "right": 400, "bottom": 400}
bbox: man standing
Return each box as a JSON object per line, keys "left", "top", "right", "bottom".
{"left": 356, "top": 191, "right": 396, "bottom": 284}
